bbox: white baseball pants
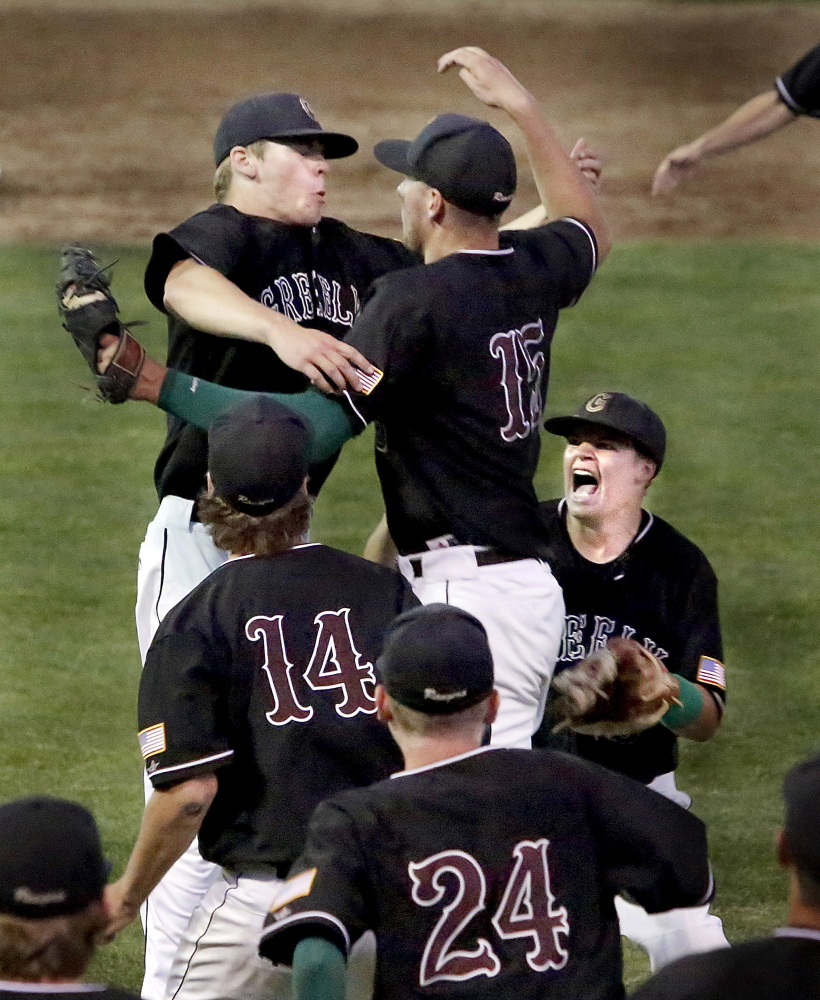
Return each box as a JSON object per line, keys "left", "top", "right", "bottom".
{"left": 616, "top": 771, "right": 730, "bottom": 971}
{"left": 397, "top": 547, "right": 564, "bottom": 749}
{"left": 136, "top": 495, "right": 228, "bottom": 1000}
{"left": 166, "top": 871, "right": 375, "bottom": 1000}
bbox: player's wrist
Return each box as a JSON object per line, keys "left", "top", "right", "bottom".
{"left": 661, "top": 675, "right": 704, "bottom": 731}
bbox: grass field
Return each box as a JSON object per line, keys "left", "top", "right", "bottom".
{"left": 0, "top": 239, "right": 818, "bottom": 991}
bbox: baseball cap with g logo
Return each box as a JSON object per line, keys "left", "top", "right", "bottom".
{"left": 214, "top": 93, "right": 359, "bottom": 165}
{"left": 544, "top": 392, "right": 667, "bottom": 469}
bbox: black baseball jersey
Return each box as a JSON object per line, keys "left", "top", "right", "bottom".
{"left": 534, "top": 500, "right": 726, "bottom": 783}
{"left": 337, "top": 219, "right": 598, "bottom": 558}
{"left": 260, "top": 747, "right": 711, "bottom": 1000}
{"left": 776, "top": 44, "right": 820, "bottom": 117}
{"left": 138, "top": 542, "right": 418, "bottom": 872}
{"left": 143, "top": 204, "right": 417, "bottom": 502}
{"left": 630, "top": 931, "right": 820, "bottom": 1000}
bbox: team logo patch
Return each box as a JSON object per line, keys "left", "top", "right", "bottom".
{"left": 585, "top": 392, "right": 611, "bottom": 413}
{"left": 357, "top": 366, "right": 383, "bottom": 395}
{"left": 138, "top": 723, "right": 166, "bottom": 759}
{"left": 270, "top": 868, "right": 317, "bottom": 914}
{"left": 300, "top": 98, "right": 318, "bottom": 122}
{"left": 696, "top": 656, "right": 726, "bottom": 690}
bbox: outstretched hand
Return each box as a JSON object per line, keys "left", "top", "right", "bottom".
{"left": 437, "top": 46, "right": 533, "bottom": 114}
{"left": 652, "top": 143, "right": 701, "bottom": 196}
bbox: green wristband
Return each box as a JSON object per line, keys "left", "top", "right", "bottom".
{"left": 661, "top": 675, "right": 704, "bottom": 731}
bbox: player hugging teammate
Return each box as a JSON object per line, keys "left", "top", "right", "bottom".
{"left": 56, "top": 39, "right": 738, "bottom": 1000}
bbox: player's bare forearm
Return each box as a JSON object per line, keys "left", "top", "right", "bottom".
{"left": 652, "top": 90, "right": 796, "bottom": 196}
{"left": 438, "top": 47, "right": 611, "bottom": 259}
{"left": 105, "top": 775, "right": 217, "bottom": 937}
{"left": 363, "top": 513, "right": 398, "bottom": 566}
{"left": 501, "top": 139, "right": 601, "bottom": 230}
{"left": 164, "top": 259, "right": 372, "bottom": 392}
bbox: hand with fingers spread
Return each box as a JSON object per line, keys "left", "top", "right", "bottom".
{"left": 570, "top": 138, "right": 603, "bottom": 191}
{"left": 437, "top": 46, "right": 535, "bottom": 115}
{"left": 265, "top": 324, "right": 372, "bottom": 394}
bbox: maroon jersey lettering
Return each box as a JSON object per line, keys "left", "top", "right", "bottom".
{"left": 489, "top": 319, "right": 546, "bottom": 443}
{"left": 410, "top": 850, "right": 501, "bottom": 986}
{"left": 303, "top": 608, "right": 377, "bottom": 718}
{"left": 245, "top": 615, "right": 313, "bottom": 726}
{"left": 492, "top": 839, "right": 569, "bottom": 971}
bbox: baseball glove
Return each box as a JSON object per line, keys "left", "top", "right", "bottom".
{"left": 550, "top": 637, "right": 680, "bottom": 738}
{"left": 57, "top": 246, "right": 145, "bottom": 403}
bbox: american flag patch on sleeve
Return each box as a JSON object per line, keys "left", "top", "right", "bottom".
{"left": 270, "top": 868, "right": 317, "bottom": 915}
{"left": 356, "top": 366, "right": 383, "bottom": 396}
{"left": 138, "top": 723, "right": 166, "bottom": 759}
{"left": 696, "top": 657, "right": 726, "bottom": 690}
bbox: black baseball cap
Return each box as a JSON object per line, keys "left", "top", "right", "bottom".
{"left": 208, "top": 397, "right": 312, "bottom": 516}
{"left": 783, "top": 753, "right": 820, "bottom": 880}
{"left": 214, "top": 93, "right": 358, "bottom": 166}
{"left": 0, "top": 796, "right": 108, "bottom": 919}
{"left": 544, "top": 392, "right": 667, "bottom": 470}
{"left": 378, "top": 604, "right": 494, "bottom": 715}
{"left": 374, "top": 113, "right": 516, "bottom": 217}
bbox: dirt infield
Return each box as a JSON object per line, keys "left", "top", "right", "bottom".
{"left": 3, "top": 2, "right": 820, "bottom": 242}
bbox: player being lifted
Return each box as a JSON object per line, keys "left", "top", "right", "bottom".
{"left": 259, "top": 603, "right": 713, "bottom": 1000}
{"left": 66, "top": 46, "right": 610, "bottom": 751}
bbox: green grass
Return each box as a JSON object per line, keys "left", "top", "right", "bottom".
{"left": 0, "top": 240, "right": 817, "bottom": 991}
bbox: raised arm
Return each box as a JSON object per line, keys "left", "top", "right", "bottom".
{"left": 438, "top": 47, "right": 611, "bottom": 259}
{"left": 652, "top": 90, "right": 796, "bottom": 196}
{"left": 164, "top": 259, "right": 372, "bottom": 394}
{"left": 502, "top": 138, "right": 602, "bottom": 231}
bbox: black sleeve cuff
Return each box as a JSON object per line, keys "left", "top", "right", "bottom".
{"left": 260, "top": 912, "right": 351, "bottom": 966}
{"left": 143, "top": 233, "right": 198, "bottom": 312}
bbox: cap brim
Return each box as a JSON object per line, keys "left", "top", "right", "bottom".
{"left": 265, "top": 129, "right": 359, "bottom": 159}
{"left": 543, "top": 414, "right": 604, "bottom": 437}
{"left": 374, "top": 139, "right": 412, "bottom": 175}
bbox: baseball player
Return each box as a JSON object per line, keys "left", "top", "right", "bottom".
{"left": 104, "top": 395, "right": 418, "bottom": 1000}
{"left": 533, "top": 392, "right": 728, "bottom": 968}
{"left": 93, "top": 46, "right": 610, "bottom": 751}
{"left": 0, "top": 796, "right": 137, "bottom": 1000}
{"left": 259, "top": 603, "right": 713, "bottom": 1000}
{"left": 632, "top": 753, "right": 820, "bottom": 999}
{"left": 652, "top": 43, "right": 820, "bottom": 195}
{"left": 136, "top": 91, "right": 417, "bottom": 1000}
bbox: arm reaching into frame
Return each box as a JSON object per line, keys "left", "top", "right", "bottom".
{"left": 652, "top": 90, "right": 796, "bottom": 196}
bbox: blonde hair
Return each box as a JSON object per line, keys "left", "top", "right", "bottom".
{"left": 0, "top": 903, "right": 106, "bottom": 982}
{"left": 213, "top": 140, "right": 270, "bottom": 202}
{"left": 197, "top": 489, "right": 313, "bottom": 556}
{"left": 389, "top": 697, "right": 491, "bottom": 737}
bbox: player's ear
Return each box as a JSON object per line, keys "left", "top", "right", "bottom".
{"left": 375, "top": 684, "right": 393, "bottom": 723}
{"left": 428, "top": 187, "right": 446, "bottom": 223}
{"left": 483, "top": 689, "right": 500, "bottom": 726}
{"left": 205, "top": 472, "right": 215, "bottom": 497}
{"left": 230, "top": 145, "right": 258, "bottom": 181}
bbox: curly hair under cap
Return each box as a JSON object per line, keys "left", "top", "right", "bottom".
{"left": 197, "top": 489, "right": 313, "bottom": 556}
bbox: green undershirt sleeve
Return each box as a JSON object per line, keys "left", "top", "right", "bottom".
{"left": 158, "top": 369, "right": 356, "bottom": 465}
{"left": 292, "top": 936, "right": 347, "bottom": 1000}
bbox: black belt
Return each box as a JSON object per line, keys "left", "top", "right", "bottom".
{"left": 408, "top": 549, "right": 522, "bottom": 578}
